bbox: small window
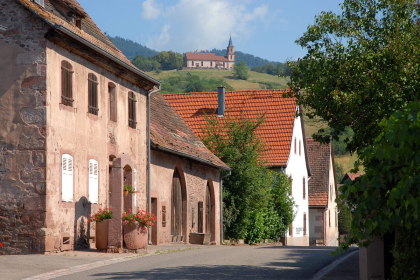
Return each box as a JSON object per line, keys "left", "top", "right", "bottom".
{"left": 303, "top": 213, "right": 307, "bottom": 236}
{"left": 88, "top": 73, "right": 99, "bottom": 115}
{"left": 108, "top": 83, "right": 117, "bottom": 122}
{"left": 303, "top": 177, "right": 306, "bottom": 199}
{"left": 294, "top": 137, "right": 297, "bottom": 154}
{"left": 289, "top": 175, "right": 293, "bottom": 196}
{"left": 62, "top": 154, "right": 73, "bottom": 202}
{"left": 210, "top": 61, "right": 213, "bottom": 67}
{"left": 299, "top": 140, "right": 301, "bottom": 156}
{"left": 34, "top": 0, "right": 44, "bottom": 7}
{"left": 128, "top": 91, "right": 137, "bottom": 129}
{"left": 61, "top": 61, "right": 74, "bottom": 106}
{"left": 88, "top": 159, "right": 98, "bottom": 204}
{"left": 201, "top": 61, "right": 203, "bottom": 66}
{"left": 75, "top": 18, "right": 82, "bottom": 29}
{"left": 329, "top": 210, "right": 331, "bottom": 227}
{"left": 192, "top": 61, "right": 194, "bottom": 67}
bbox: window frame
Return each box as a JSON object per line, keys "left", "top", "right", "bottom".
{"left": 88, "top": 73, "right": 99, "bottom": 115}
{"left": 61, "top": 154, "right": 74, "bottom": 202}
{"left": 61, "top": 61, "right": 74, "bottom": 107}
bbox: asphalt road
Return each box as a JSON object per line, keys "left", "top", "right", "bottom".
{"left": 54, "top": 246, "right": 356, "bottom": 280}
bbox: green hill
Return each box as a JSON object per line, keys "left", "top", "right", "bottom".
{"left": 108, "top": 35, "right": 158, "bottom": 60}
{"left": 147, "top": 69, "right": 289, "bottom": 93}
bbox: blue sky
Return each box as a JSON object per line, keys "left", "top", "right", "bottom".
{"left": 78, "top": 0, "right": 343, "bottom": 62}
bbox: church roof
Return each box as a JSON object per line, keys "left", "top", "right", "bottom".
{"left": 185, "top": 52, "right": 229, "bottom": 62}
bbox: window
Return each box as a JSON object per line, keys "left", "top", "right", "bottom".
{"left": 192, "top": 61, "right": 194, "bottom": 67}
{"left": 210, "top": 61, "right": 213, "bottom": 67}
{"left": 108, "top": 83, "right": 116, "bottom": 121}
{"left": 329, "top": 210, "right": 331, "bottom": 227}
{"left": 289, "top": 175, "right": 293, "bottom": 196}
{"left": 201, "top": 61, "right": 204, "bottom": 66}
{"left": 61, "top": 61, "right": 73, "bottom": 106}
{"left": 88, "top": 73, "right": 98, "bottom": 115}
{"left": 289, "top": 223, "right": 293, "bottom": 236}
{"left": 303, "top": 177, "right": 306, "bottom": 199}
{"left": 128, "top": 91, "right": 137, "bottom": 128}
{"left": 62, "top": 154, "right": 73, "bottom": 202}
{"left": 34, "top": 0, "right": 44, "bottom": 7}
{"left": 294, "top": 137, "right": 297, "bottom": 154}
{"left": 75, "top": 18, "right": 82, "bottom": 29}
{"left": 88, "top": 159, "right": 98, "bottom": 204}
{"left": 303, "top": 213, "right": 307, "bottom": 235}
{"left": 299, "top": 140, "right": 301, "bottom": 156}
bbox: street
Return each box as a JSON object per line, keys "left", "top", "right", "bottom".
{"left": 46, "top": 246, "right": 356, "bottom": 280}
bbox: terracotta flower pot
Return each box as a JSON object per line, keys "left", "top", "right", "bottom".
{"left": 95, "top": 219, "right": 110, "bottom": 250}
{"left": 123, "top": 190, "right": 129, "bottom": 197}
{"left": 123, "top": 222, "right": 148, "bottom": 250}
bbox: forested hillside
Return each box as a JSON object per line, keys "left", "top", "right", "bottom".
{"left": 108, "top": 35, "right": 158, "bottom": 60}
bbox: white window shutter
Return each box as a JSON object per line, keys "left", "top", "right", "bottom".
{"left": 62, "top": 154, "right": 73, "bottom": 202}
{"left": 88, "top": 159, "right": 99, "bottom": 204}
{"left": 133, "top": 169, "right": 137, "bottom": 207}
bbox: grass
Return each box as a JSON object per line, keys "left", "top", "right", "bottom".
{"left": 335, "top": 153, "right": 364, "bottom": 174}
{"left": 146, "top": 69, "right": 289, "bottom": 91}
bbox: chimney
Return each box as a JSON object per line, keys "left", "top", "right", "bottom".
{"left": 217, "top": 86, "right": 225, "bottom": 117}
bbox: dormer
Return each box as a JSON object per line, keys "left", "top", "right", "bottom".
{"left": 49, "top": 0, "right": 87, "bottom": 29}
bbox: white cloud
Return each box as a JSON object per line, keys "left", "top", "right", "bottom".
{"left": 141, "top": 0, "right": 161, "bottom": 20}
{"left": 146, "top": 0, "right": 277, "bottom": 52}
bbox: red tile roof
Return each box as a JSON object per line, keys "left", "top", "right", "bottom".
{"left": 340, "top": 172, "right": 363, "bottom": 184}
{"left": 163, "top": 89, "right": 298, "bottom": 166}
{"left": 185, "top": 52, "right": 229, "bottom": 62}
{"left": 151, "top": 93, "right": 229, "bottom": 170}
{"left": 307, "top": 138, "right": 332, "bottom": 207}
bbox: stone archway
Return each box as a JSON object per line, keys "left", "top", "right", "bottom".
{"left": 171, "top": 166, "right": 187, "bottom": 242}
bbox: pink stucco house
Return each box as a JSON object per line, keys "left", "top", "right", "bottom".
{"left": 0, "top": 0, "right": 228, "bottom": 254}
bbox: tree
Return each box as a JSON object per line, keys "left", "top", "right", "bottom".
{"left": 287, "top": 0, "right": 420, "bottom": 154}
{"left": 152, "top": 51, "right": 183, "bottom": 70}
{"left": 132, "top": 54, "right": 161, "bottom": 72}
{"left": 200, "top": 112, "right": 294, "bottom": 241}
{"left": 233, "top": 61, "right": 250, "bottom": 80}
{"left": 340, "top": 102, "right": 420, "bottom": 278}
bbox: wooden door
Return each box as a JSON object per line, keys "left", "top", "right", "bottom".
{"left": 206, "top": 183, "right": 211, "bottom": 234}
{"left": 151, "top": 198, "right": 158, "bottom": 245}
{"left": 172, "top": 169, "right": 182, "bottom": 237}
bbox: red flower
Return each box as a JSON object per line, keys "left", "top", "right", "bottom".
{"left": 0, "top": 242, "right": 2, "bottom": 247}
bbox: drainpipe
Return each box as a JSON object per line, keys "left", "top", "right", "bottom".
{"left": 147, "top": 85, "right": 161, "bottom": 245}
{"left": 220, "top": 170, "right": 231, "bottom": 244}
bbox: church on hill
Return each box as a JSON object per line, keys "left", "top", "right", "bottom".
{"left": 184, "top": 36, "right": 235, "bottom": 70}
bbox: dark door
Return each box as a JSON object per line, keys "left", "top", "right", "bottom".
{"left": 206, "top": 183, "right": 211, "bottom": 234}
{"left": 151, "top": 198, "right": 158, "bottom": 245}
{"left": 172, "top": 169, "right": 182, "bottom": 237}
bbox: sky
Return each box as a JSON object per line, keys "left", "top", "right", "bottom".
{"left": 78, "top": 0, "right": 343, "bottom": 62}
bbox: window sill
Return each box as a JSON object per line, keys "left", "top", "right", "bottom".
{"left": 60, "top": 201, "right": 75, "bottom": 208}
{"left": 87, "top": 112, "right": 99, "bottom": 121}
{"left": 59, "top": 103, "right": 76, "bottom": 113}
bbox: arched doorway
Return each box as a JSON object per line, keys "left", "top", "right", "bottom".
{"left": 171, "top": 168, "right": 186, "bottom": 242}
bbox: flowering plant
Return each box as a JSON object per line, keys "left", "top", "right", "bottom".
{"left": 0, "top": 242, "right": 2, "bottom": 247}
{"left": 89, "top": 208, "right": 112, "bottom": 223}
{"left": 122, "top": 209, "right": 157, "bottom": 227}
{"left": 124, "top": 184, "right": 137, "bottom": 194}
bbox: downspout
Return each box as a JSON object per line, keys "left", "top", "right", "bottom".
{"left": 147, "top": 85, "right": 161, "bottom": 245}
{"left": 220, "top": 170, "right": 231, "bottom": 244}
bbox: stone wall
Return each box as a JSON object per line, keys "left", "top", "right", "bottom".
{"left": 151, "top": 150, "right": 221, "bottom": 245}
{"left": 0, "top": 0, "right": 49, "bottom": 254}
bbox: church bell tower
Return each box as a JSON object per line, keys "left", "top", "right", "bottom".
{"left": 226, "top": 35, "right": 235, "bottom": 63}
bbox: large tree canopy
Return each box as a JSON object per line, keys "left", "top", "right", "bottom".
{"left": 287, "top": 0, "right": 420, "bottom": 154}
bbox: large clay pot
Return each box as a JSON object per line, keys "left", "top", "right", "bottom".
{"left": 123, "top": 223, "right": 148, "bottom": 250}
{"left": 95, "top": 219, "right": 110, "bottom": 250}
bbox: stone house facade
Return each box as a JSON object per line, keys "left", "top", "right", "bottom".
{"left": 184, "top": 37, "right": 235, "bottom": 70}
{"left": 0, "top": 0, "right": 228, "bottom": 254}
{"left": 163, "top": 88, "right": 312, "bottom": 246}
{"left": 306, "top": 138, "right": 339, "bottom": 246}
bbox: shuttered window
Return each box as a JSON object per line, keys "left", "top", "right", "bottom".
{"left": 88, "top": 159, "right": 98, "bottom": 204}
{"left": 128, "top": 91, "right": 137, "bottom": 128}
{"left": 61, "top": 61, "right": 74, "bottom": 107}
{"left": 303, "top": 177, "right": 306, "bottom": 199}
{"left": 303, "top": 213, "right": 307, "bottom": 235}
{"left": 299, "top": 140, "right": 301, "bottom": 156}
{"left": 294, "top": 137, "right": 297, "bottom": 154}
{"left": 108, "top": 83, "right": 117, "bottom": 122}
{"left": 62, "top": 154, "right": 73, "bottom": 202}
{"left": 88, "top": 73, "right": 99, "bottom": 115}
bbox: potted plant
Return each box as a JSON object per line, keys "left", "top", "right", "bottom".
{"left": 89, "top": 208, "right": 112, "bottom": 250}
{"left": 123, "top": 184, "right": 137, "bottom": 197}
{"left": 122, "top": 209, "right": 157, "bottom": 250}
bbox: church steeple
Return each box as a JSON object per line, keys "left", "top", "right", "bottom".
{"left": 226, "top": 35, "right": 235, "bottom": 63}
